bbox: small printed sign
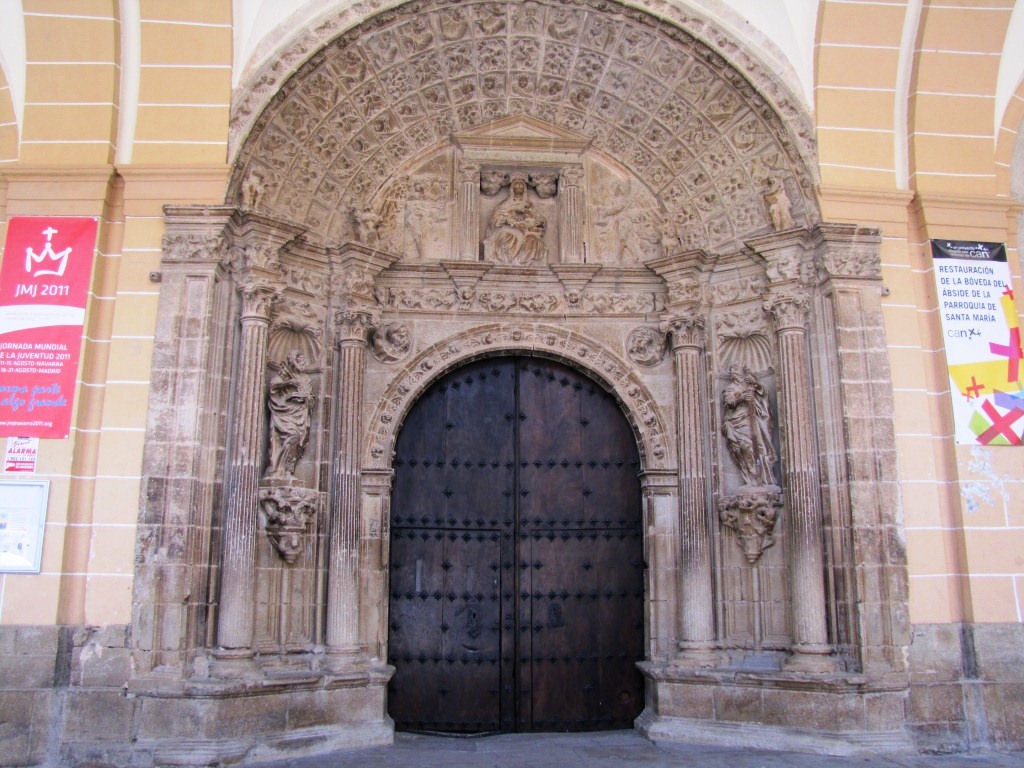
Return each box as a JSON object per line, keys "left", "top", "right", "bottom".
{"left": 0, "top": 479, "right": 49, "bottom": 573}
{"left": 932, "top": 240, "right": 1024, "bottom": 445}
{"left": 4, "top": 436, "right": 38, "bottom": 472}
{"left": 0, "top": 216, "right": 98, "bottom": 439}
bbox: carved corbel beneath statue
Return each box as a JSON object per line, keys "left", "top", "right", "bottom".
{"left": 647, "top": 249, "right": 711, "bottom": 316}
{"left": 718, "top": 489, "right": 783, "bottom": 564}
{"left": 329, "top": 242, "right": 401, "bottom": 316}
{"left": 258, "top": 485, "right": 321, "bottom": 564}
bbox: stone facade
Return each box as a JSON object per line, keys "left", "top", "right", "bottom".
{"left": 1, "top": 1, "right": 1023, "bottom": 766}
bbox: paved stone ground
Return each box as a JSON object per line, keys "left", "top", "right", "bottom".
{"left": 249, "top": 731, "right": 1024, "bottom": 768}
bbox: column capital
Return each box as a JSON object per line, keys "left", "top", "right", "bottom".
{"left": 662, "top": 309, "right": 706, "bottom": 350}
{"left": 237, "top": 277, "right": 280, "bottom": 320}
{"left": 560, "top": 165, "right": 585, "bottom": 186}
{"left": 764, "top": 285, "right": 811, "bottom": 332}
{"left": 335, "top": 309, "right": 375, "bottom": 344}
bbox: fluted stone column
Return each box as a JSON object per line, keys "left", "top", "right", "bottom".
{"left": 456, "top": 162, "right": 480, "bottom": 261}
{"left": 765, "top": 284, "right": 835, "bottom": 671}
{"left": 326, "top": 309, "right": 374, "bottom": 664}
{"left": 216, "top": 277, "right": 278, "bottom": 657}
{"left": 559, "top": 166, "right": 585, "bottom": 264}
{"left": 667, "top": 310, "right": 718, "bottom": 666}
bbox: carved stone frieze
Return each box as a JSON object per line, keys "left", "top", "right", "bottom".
{"left": 281, "top": 263, "right": 325, "bottom": 296}
{"left": 162, "top": 232, "right": 228, "bottom": 264}
{"left": 717, "top": 488, "right": 782, "bottom": 564}
{"left": 626, "top": 326, "right": 667, "bottom": 367}
{"left": 378, "top": 286, "right": 655, "bottom": 315}
{"left": 366, "top": 324, "right": 671, "bottom": 469}
{"left": 258, "top": 484, "right": 321, "bottom": 563}
{"left": 710, "top": 275, "right": 768, "bottom": 306}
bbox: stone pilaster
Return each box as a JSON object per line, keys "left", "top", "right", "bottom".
{"left": 456, "top": 161, "right": 480, "bottom": 261}
{"left": 558, "top": 165, "right": 585, "bottom": 264}
{"left": 665, "top": 309, "right": 718, "bottom": 666}
{"left": 216, "top": 276, "right": 279, "bottom": 658}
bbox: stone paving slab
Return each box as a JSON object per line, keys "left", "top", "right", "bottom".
{"left": 246, "top": 731, "right": 1024, "bottom": 768}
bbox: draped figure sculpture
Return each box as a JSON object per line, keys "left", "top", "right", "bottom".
{"left": 721, "top": 365, "right": 777, "bottom": 487}
{"left": 266, "top": 350, "right": 315, "bottom": 480}
{"left": 484, "top": 174, "right": 548, "bottom": 265}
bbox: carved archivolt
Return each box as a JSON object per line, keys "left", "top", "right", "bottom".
{"left": 365, "top": 324, "right": 672, "bottom": 470}
{"left": 229, "top": 0, "right": 818, "bottom": 255}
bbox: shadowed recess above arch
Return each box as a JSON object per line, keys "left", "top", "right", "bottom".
{"left": 229, "top": 0, "right": 821, "bottom": 254}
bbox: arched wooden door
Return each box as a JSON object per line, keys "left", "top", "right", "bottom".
{"left": 387, "top": 356, "right": 644, "bottom": 733}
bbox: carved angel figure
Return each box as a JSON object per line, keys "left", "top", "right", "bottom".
{"left": 485, "top": 175, "right": 548, "bottom": 265}
{"left": 266, "top": 350, "right": 316, "bottom": 480}
{"left": 721, "top": 365, "right": 777, "bottom": 487}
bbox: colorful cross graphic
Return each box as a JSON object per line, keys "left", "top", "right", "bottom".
{"left": 965, "top": 376, "right": 986, "bottom": 399}
{"left": 977, "top": 399, "right": 1024, "bottom": 445}
{"left": 989, "top": 326, "right": 1022, "bottom": 383}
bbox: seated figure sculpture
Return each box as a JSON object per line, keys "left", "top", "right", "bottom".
{"left": 484, "top": 173, "right": 548, "bottom": 265}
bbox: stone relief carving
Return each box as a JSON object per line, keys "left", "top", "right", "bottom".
{"left": 269, "top": 303, "right": 323, "bottom": 364}
{"left": 715, "top": 305, "right": 772, "bottom": 372}
{"left": 721, "top": 364, "right": 777, "bottom": 488}
{"left": 718, "top": 489, "right": 782, "bottom": 564}
{"left": 265, "top": 350, "right": 317, "bottom": 481}
{"left": 370, "top": 321, "right": 411, "bottom": 363}
{"left": 377, "top": 286, "right": 656, "bottom": 315}
{"left": 626, "top": 327, "right": 667, "bottom": 367}
{"left": 483, "top": 173, "right": 549, "bottom": 265}
{"left": 162, "top": 232, "right": 228, "bottom": 264}
{"left": 229, "top": 0, "right": 817, "bottom": 256}
{"left": 240, "top": 168, "right": 267, "bottom": 210}
{"left": 258, "top": 485, "right": 321, "bottom": 563}
{"left": 764, "top": 176, "right": 794, "bottom": 231}
{"left": 590, "top": 173, "right": 661, "bottom": 265}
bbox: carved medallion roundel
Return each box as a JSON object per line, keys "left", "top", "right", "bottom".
{"left": 230, "top": 0, "right": 818, "bottom": 254}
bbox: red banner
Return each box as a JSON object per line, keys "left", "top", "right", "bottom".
{"left": 0, "top": 217, "right": 98, "bottom": 438}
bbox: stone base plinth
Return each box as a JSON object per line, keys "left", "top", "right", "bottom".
{"left": 113, "top": 665, "right": 394, "bottom": 767}
{"left": 637, "top": 661, "right": 914, "bottom": 756}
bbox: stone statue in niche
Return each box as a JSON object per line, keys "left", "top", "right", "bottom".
{"left": 265, "top": 350, "right": 317, "bottom": 480}
{"left": 484, "top": 173, "right": 548, "bottom": 265}
{"left": 764, "top": 176, "right": 794, "bottom": 231}
{"left": 721, "top": 364, "right": 777, "bottom": 487}
{"left": 371, "top": 322, "right": 411, "bottom": 363}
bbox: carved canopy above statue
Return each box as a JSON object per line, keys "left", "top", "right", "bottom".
{"left": 229, "top": 0, "right": 819, "bottom": 255}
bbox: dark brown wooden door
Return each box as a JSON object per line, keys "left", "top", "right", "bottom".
{"left": 387, "top": 357, "right": 644, "bottom": 734}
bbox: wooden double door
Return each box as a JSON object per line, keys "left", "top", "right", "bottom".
{"left": 387, "top": 357, "right": 644, "bottom": 734}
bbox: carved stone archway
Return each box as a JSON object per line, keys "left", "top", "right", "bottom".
{"left": 127, "top": 1, "right": 911, "bottom": 763}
